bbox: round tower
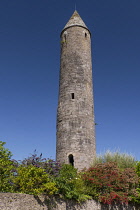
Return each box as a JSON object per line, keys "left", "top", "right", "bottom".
{"left": 56, "top": 11, "right": 96, "bottom": 170}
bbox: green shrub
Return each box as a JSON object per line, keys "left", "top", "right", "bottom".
{"left": 20, "top": 151, "right": 61, "bottom": 176}
{"left": 1, "top": 141, "right": 140, "bottom": 204}
{"left": 82, "top": 162, "right": 139, "bottom": 204}
{"left": 56, "top": 164, "right": 91, "bottom": 202}
{"left": 0, "top": 141, "right": 14, "bottom": 192}
{"left": 12, "top": 165, "right": 58, "bottom": 195}
{"left": 136, "top": 161, "right": 140, "bottom": 177}
{"left": 132, "top": 161, "right": 140, "bottom": 203}
{"left": 92, "top": 151, "right": 136, "bottom": 169}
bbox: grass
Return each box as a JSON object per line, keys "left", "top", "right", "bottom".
{"left": 92, "top": 150, "right": 136, "bottom": 169}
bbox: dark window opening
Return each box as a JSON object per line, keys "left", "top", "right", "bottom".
{"left": 85, "top": 33, "right": 87, "bottom": 38}
{"left": 71, "top": 93, "right": 74, "bottom": 99}
{"left": 69, "top": 154, "right": 74, "bottom": 166}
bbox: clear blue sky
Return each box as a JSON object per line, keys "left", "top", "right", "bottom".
{"left": 1, "top": 0, "right": 140, "bottom": 161}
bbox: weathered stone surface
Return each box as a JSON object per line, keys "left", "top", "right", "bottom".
{"left": 56, "top": 11, "right": 96, "bottom": 170}
{"left": 63, "top": 10, "right": 88, "bottom": 31}
{"left": 0, "top": 193, "right": 139, "bottom": 210}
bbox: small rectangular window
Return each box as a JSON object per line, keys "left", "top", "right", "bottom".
{"left": 71, "top": 93, "right": 74, "bottom": 99}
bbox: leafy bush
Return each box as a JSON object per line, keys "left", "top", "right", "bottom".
{"left": 136, "top": 161, "right": 140, "bottom": 177}
{"left": 92, "top": 151, "right": 136, "bottom": 169}
{"left": 132, "top": 161, "right": 140, "bottom": 203}
{"left": 1, "top": 142, "right": 140, "bottom": 204}
{"left": 56, "top": 164, "right": 91, "bottom": 202}
{"left": 82, "top": 162, "right": 139, "bottom": 204}
{"left": 0, "top": 141, "right": 15, "bottom": 192}
{"left": 12, "top": 165, "right": 58, "bottom": 195}
{"left": 20, "top": 151, "right": 61, "bottom": 176}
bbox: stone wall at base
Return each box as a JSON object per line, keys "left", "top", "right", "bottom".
{"left": 0, "top": 193, "right": 139, "bottom": 210}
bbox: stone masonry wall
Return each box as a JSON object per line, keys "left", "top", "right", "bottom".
{"left": 0, "top": 193, "right": 139, "bottom": 210}
{"left": 56, "top": 24, "right": 96, "bottom": 170}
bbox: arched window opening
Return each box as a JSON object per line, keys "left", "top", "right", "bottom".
{"left": 68, "top": 154, "right": 74, "bottom": 166}
{"left": 85, "top": 33, "right": 87, "bottom": 38}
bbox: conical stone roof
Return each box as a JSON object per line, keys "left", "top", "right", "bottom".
{"left": 63, "top": 10, "right": 88, "bottom": 30}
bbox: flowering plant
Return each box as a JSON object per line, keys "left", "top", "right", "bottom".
{"left": 82, "top": 162, "right": 139, "bottom": 204}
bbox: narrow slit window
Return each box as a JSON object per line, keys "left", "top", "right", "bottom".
{"left": 64, "top": 34, "right": 66, "bottom": 42}
{"left": 68, "top": 154, "right": 74, "bottom": 166}
{"left": 71, "top": 93, "right": 74, "bottom": 99}
{"left": 85, "top": 33, "right": 87, "bottom": 38}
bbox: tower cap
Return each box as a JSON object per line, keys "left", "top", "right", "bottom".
{"left": 63, "top": 10, "right": 88, "bottom": 30}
